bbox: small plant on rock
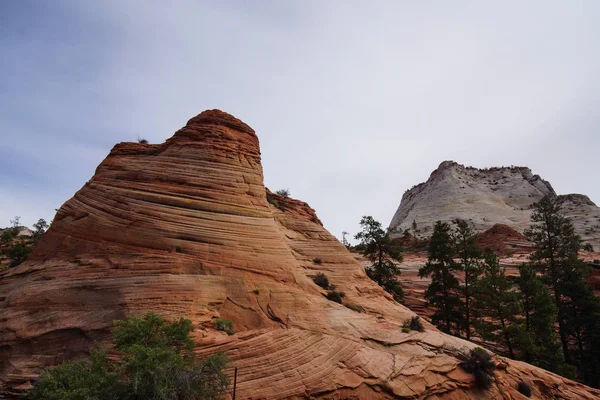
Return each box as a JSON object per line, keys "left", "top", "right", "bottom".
{"left": 345, "top": 304, "right": 364, "bottom": 313}
{"left": 313, "top": 257, "right": 323, "bottom": 265}
{"left": 275, "top": 189, "right": 290, "bottom": 197}
{"left": 213, "top": 318, "right": 234, "bottom": 335}
{"left": 313, "top": 273, "right": 330, "bottom": 289}
{"left": 402, "top": 316, "right": 425, "bottom": 332}
{"left": 326, "top": 290, "right": 345, "bottom": 304}
{"left": 517, "top": 381, "right": 532, "bottom": 397}
{"left": 460, "top": 347, "right": 496, "bottom": 389}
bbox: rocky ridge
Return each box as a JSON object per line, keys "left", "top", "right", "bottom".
{"left": 1, "top": 111, "right": 599, "bottom": 399}
{"left": 389, "top": 161, "right": 600, "bottom": 250}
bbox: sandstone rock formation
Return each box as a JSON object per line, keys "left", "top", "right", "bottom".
{"left": 389, "top": 161, "right": 600, "bottom": 250}
{"left": 1, "top": 111, "right": 599, "bottom": 399}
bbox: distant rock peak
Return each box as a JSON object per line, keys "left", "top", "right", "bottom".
{"left": 390, "top": 161, "right": 598, "bottom": 249}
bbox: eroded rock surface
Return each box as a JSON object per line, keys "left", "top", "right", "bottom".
{"left": 389, "top": 161, "right": 600, "bottom": 250}
{"left": 1, "top": 111, "right": 599, "bottom": 399}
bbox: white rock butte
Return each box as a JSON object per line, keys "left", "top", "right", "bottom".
{"left": 389, "top": 161, "right": 600, "bottom": 249}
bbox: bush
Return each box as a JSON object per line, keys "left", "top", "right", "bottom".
{"left": 460, "top": 348, "right": 496, "bottom": 389}
{"left": 275, "top": 189, "right": 290, "bottom": 197}
{"left": 312, "top": 273, "right": 330, "bottom": 289}
{"left": 401, "top": 327, "right": 411, "bottom": 333}
{"left": 517, "top": 381, "right": 532, "bottom": 397}
{"left": 253, "top": 289, "right": 260, "bottom": 295}
{"left": 345, "top": 304, "right": 364, "bottom": 313}
{"left": 213, "top": 317, "right": 234, "bottom": 335}
{"left": 402, "top": 316, "right": 425, "bottom": 332}
{"left": 313, "top": 257, "right": 323, "bottom": 265}
{"left": 326, "top": 290, "right": 345, "bottom": 304}
{"left": 175, "top": 246, "right": 183, "bottom": 253}
{"left": 6, "top": 243, "right": 32, "bottom": 267}
{"left": 137, "top": 136, "right": 149, "bottom": 144}
{"left": 266, "top": 192, "right": 285, "bottom": 211}
{"left": 583, "top": 243, "right": 594, "bottom": 252}
{"left": 28, "top": 312, "right": 230, "bottom": 400}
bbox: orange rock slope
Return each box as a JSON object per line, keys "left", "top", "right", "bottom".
{"left": 1, "top": 110, "right": 599, "bottom": 399}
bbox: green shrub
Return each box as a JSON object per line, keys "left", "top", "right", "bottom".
{"left": 275, "top": 189, "right": 290, "bottom": 197}
{"left": 312, "top": 272, "right": 330, "bottom": 289}
{"left": 401, "top": 327, "right": 411, "bottom": 333}
{"left": 253, "top": 289, "right": 260, "bottom": 295}
{"left": 313, "top": 258, "right": 323, "bottom": 265}
{"left": 326, "top": 290, "right": 345, "bottom": 304}
{"left": 345, "top": 304, "right": 364, "bottom": 313}
{"left": 460, "top": 348, "right": 496, "bottom": 389}
{"left": 137, "top": 137, "right": 149, "bottom": 144}
{"left": 28, "top": 312, "right": 230, "bottom": 400}
{"left": 402, "top": 316, "right": 425, "bottom": 332}
{"left": 583, "top": 243, "right": 594, "bottom": 252}
{"left": 6, "top": 243, "right": 32, "bottom": 267}
{"left": 213, "top": 317, "right": 234, "bottom": 335}
{"left": 266, "top": 192, "right": 285, "bottom": 211}
{"left": 175, "top": 246, "right": 183, "bottom": 253}
{"left": 517, "top": 381, "right": 532, "bottom": 397}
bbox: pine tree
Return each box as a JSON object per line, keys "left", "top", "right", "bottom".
{"left": 525, "top": 196, "right": 581, "bottom": 363}
{"left": 473, "top": 249, "right": 522, "bottom": 358}
{"left": 560, "top": 263, "right": 600, "bottom": 387}
{"left": 517, "top": 264, "right": 566, "bottom": 374}
{"left": 453, "top": 219, "right": 482, "bottom": 340}
{"left": 355, "top": 216, "right": 403, "bottom": 301}
{"left": 419, "top": 221, "right": 463, "bottom": 335}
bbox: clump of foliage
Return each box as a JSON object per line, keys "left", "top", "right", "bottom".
{"left": 460, "top": 347, "right": 496, "bottom": 389}
{"left": 401, "top": 327, "right": 411, "bottom": 333}
{"left": 326, "top": 290, "right": 345, "bottom": 304}
{"left": 252, "top": 289, "right": 260, "bottom": 295}
{"left": 355, "top": 216, "right": 404, "bottom": 302}
{"left": 402, "top": 316, "right": 425, "bottom": 332}
{"left": 583, "top": 243, "right": 594, "bottom": 252}
{"left": 345, "top": 304, "right": 364, "bottom": 313}
{"left": 313, "top": 257, "right": 323, "bottom": 265}
{"left": 28, "top": 312, "right": 230, "bottom": 400}
{"left": 32, "top": 218, "right": 49, "bottom": 242}
{"left": 517, "top": 381, "right": 532, "bottom": 397}
{"left": 312, "top": 272, "right": 330, "bottom": 289}
{"left": 137, "top": 136, "right": 149, "bottom": 144}
{"left": 275, "top": 189, "right": 290, "bottom": 197}
{"left": 213, "top": 317, "right": 234, "bottom": 335}
{"left": 175, "top": 246, "right": 183, "bottom": 253}
{"left": 6, "top": 243, "right": 32, "bottom": 267}
{"left": 266, "top": 192, "right": 285, "bottom": 211}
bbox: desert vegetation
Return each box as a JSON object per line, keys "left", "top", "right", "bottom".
{"left": 27, "top": 312, "right": 230, "bottom": 400}
{"left": 0, "top": 216, "right": 48, "bottom": 269}
{"left": 418, "top": 196, "right": 600, "bottom": 386}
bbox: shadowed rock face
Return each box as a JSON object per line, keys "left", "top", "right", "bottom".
{"left": 1, "top": 111, "right": 600, "bottom": 399}
{"left": 389, "top": 161, "right": 600, "bottom": 250}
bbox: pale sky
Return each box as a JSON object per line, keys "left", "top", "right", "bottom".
{"left": 1, "top": 1, "right": 599, "bottom": 242}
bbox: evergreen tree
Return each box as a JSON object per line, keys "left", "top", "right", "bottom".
{"left": 419, "top": 221, "right": 463, "bottom": 335}
{"left": 525, "top": 196, "right": 582, "bottom": 362}
{"left": 473, "top": 249, "right": 521, "bottom": 358}
{"left": 517, "top": 264, "right": 566, "bottom": 374}
{"left": 355, "top": 216, "right": 403, "bottom": 301}
{"left": 453, "top": 219, "right": 482, "bottom": 340}
{"left": 560, "top": 263, "right": 600, "bottom": 387}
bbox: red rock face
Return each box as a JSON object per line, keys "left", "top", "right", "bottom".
{"left": 1, "top": 110, "right": 599, "bottom": 399}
